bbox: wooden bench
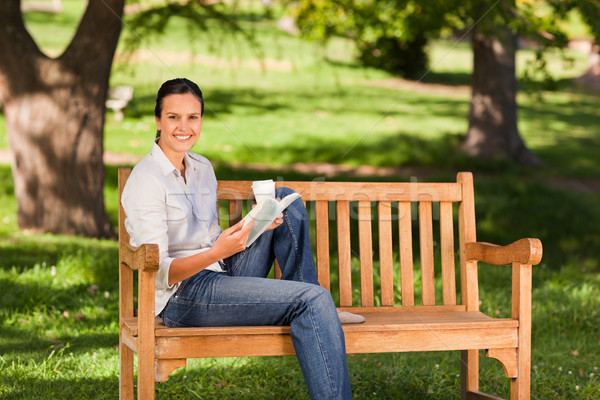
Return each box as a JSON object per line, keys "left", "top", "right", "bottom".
{"left": 118, "top": 168, "right": 542, "bottom": 400}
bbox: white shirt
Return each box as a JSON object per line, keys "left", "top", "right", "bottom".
{"left": 121, "top": 142, "right": 224, "bottom": 316}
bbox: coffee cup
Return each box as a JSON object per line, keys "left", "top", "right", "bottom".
{"left": 252, "top": 179, "right": 276, "bottom": 204}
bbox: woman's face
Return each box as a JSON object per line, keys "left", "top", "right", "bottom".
{"left": 156, "top": 92, "right": 203, "bottom": 161}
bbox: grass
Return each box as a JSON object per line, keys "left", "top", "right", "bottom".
{"left": 1, "top": 3, "right": 600, "bottom": 399}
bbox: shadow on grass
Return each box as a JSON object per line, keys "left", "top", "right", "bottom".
{"left": 0, "top": 322, "right": 117, "bottom": 359}
{"left": 0, "top": 375, "right": 119, "bottom": 400}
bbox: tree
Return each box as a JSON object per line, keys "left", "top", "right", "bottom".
{"left": 292, "top": 0, "right": 456, "bottom": 78}
{"left": 0, "top": 0, "right": 124, "bottom": 237}
{"left": 291, "top": 0, "right": 566, "bottom": 165}
{"left": 0, "top": 0, "right": 241, "bottom": 237}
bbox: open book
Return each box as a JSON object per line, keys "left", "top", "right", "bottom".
{"left": 242, "top": 192, "right": 301, "bottom": 246}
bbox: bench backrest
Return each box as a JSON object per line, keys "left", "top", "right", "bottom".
{"left": 216, "top": 173, "right": 478, "bottom": 311}
{"left": 118, "top": 169, "right": 479, "bottom": 312}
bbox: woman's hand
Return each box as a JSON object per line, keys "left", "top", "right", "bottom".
{"left": 210, "top": 219, "right": 253, "bottom": 260}
{"left": 251, "top": 200, "right": 283, "bottom": 232}
{"left": 265, "top": 213, "right": 283, "bottom": 231}
{"left": 167, "top": 220, "right": 253, "bottom": 286}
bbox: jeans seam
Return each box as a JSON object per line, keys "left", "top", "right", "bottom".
{"left": 283, "top": 211, "right": 303, "bottom": 282}
{"left": 305, "top": 298, "right": 336, "bottom": 398}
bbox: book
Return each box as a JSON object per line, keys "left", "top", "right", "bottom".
{"left": 242, "top": 192, "right": 301, "bottom": 246}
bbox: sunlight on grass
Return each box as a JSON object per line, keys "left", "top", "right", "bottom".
{"left": 1, "top": 4, "right": 600, "bottom": 399}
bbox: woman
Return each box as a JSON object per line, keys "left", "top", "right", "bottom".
{"left": 121, "top": 78, "right": 357, "bottom": 399}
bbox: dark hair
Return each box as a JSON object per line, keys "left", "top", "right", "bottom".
{"left": 155, "top": 78, "right": 204, "bottom": 139}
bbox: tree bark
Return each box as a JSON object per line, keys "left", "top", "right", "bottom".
{"left": 0, "top": 0, "right": 124, "bottom": 237}
{"left": 461, "top": 24, "right": 541, "bottom": 166}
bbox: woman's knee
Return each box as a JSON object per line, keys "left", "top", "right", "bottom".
{"left": 276, "top": 187, "right": 307, "bottom": 221}
{"left": 276, "top": 186, "right": 296, "bottom": 198}
{"left": 301, "top": 284, "right": 335, "bottom": 308}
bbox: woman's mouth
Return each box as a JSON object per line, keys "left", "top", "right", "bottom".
{"left": 175, "top": 135, "right": 191, "bottom": 141}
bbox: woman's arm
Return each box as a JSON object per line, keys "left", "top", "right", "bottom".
{"left": 167, "top": 219, "right": 254, "bottom": 285}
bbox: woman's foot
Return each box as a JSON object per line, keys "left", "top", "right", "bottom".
{"left": 337, "top": 310, "right": 366, "bottom": 324}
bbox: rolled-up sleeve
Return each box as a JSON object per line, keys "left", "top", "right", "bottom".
{"left": 122, "top": 171, "right": 176, "bottom": 291}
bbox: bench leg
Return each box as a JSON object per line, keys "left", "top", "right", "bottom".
{"left": 138, "top": 347, "right": 156, "bottom": 400}
{"left": 119, "top": 341, "right": 134, "bottom": 400}
{"left": 461, "top": 349, "right": 479, "bottom": 400}
{"left": 510, "top": 346, "right": 530, "bottom": 400}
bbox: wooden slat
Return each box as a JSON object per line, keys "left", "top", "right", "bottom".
{"left": 125, "top": 309, "right": 515, "bottom": 337}
{"left": 217, "top": 181, "right": 463, "bottom": 202}
{"left": 440, "top": 201, "right": 456, "bottom": 305}
{"left": 419, "top": 201, "right": 435, "bottom": 306}
{"left": 458, "top": 172, "right": 478, "bottom": 311}
{"left": 358, "top": 201, "right": 374, "bottom": 307}
{"left": 398, "top": 202, "right": 414, "bottom": 306}
{"left": 228, "top": 199, "right": 243, "bottom": 226}
{"left": 457, "top": 172, "right": 480, "bottom": 397}
{"left": 315, "top": 200, "right": 331, "bottom": 291}
{"left": 378, "top": 202, "right": 394, "bottom": 306}
{"left": 337, "top": 201, "right": 353, "bottom": 307}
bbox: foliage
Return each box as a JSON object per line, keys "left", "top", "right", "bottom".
{"left": 548, "top": 0, "right": 600, "bottom": 44}
{"left": 290, "top": 0, "right": 572, "bottom": 83}
{"left": 291, "top": 0, "right": 457, "bottom": 78}
{"left": 120, "top": 0, "right": 262, "bottom": 61}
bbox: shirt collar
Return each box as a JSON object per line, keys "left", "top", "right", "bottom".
{"left": 150, "top": 142, "right": 197, "bottom": 176}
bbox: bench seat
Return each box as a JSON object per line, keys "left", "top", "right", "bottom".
{"left": 123, "top": 309, "right": 518, "bottom": 355}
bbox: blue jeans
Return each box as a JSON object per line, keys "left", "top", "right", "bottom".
{"left": 163, "top": 188, "right": 352, "bottom": 399}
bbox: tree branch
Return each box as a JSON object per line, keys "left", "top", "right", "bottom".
{"left": 0, "top": 0, "right": 45, "bottom": 98}
{"left": 62, "top": 0, "right": 125, "bottom": 68}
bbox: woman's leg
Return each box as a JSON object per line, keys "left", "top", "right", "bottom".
{"left": 225, "top": 187, "right": 318, "bottom": 285}
{"left": 165, "top": 187, "right": 352, "bottom": 398}
{"left": 162, "top": 271, "right": 352, "bottom": 399}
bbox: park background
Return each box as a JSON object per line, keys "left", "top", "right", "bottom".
{"left": 0, "top": 0, "right": 599, "bottom": 399}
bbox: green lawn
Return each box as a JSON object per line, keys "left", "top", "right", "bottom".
{"left": 1, "top": 3, "right": 599, "bottom": 399}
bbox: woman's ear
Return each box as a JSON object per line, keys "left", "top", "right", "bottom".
{"left": 155, "top": 115, "right": 162, "bottom": 131}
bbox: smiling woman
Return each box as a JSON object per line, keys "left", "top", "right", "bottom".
{"left": 153, "top": 79, "right": 205, "bottom": 178}
{"left": 120, "top": 78, "right": 361, "bottom": 399}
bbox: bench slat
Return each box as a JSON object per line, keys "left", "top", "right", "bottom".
{"left": 125, "top": 310, "right": 517, "bottom": 338}
{"left": 398, "top": 202, "right": 414, "bottom": 306}
{"left": 358, "top": 201, "right": 374, "bottom": 306}
{"left": 419, "top": 201, "right": 436, "bottom": 305}
{"left": 440, "top": 201, "right": 457, "bottom": 305}
{"left": 337, "top": 201, "right": 353, "bottom": 307}
{"left": 217, "top": 181, "right": 463, "bottom": 202}
{"left": 228, "top": 199, "right": 243, "bottom": 226}
{"left": 378, "top": 202, "right": 395, "bottom": 306}
{"left": 315, "top": 200, "right": 331, "bottom": 291}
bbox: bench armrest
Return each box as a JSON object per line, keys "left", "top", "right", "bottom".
{"left": 120, "top": 243, "right": 159, "bottom": 272}
{"left": 466, "top": 238, "right": 543, "bottom": 265}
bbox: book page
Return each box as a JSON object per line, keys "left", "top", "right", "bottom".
{"left": 242, "top": 192, "right": 301, "bottom": 246}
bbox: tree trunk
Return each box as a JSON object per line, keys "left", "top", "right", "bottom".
{"left": 0, "top": 0, "right": 124, "bottom": 237}
{"left": 461, "top": 24, "right": 541, "bottom": 166}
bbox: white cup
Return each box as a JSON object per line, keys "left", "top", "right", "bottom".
{"left": 252, "top": 179, "right": 276, "bottom": 204}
